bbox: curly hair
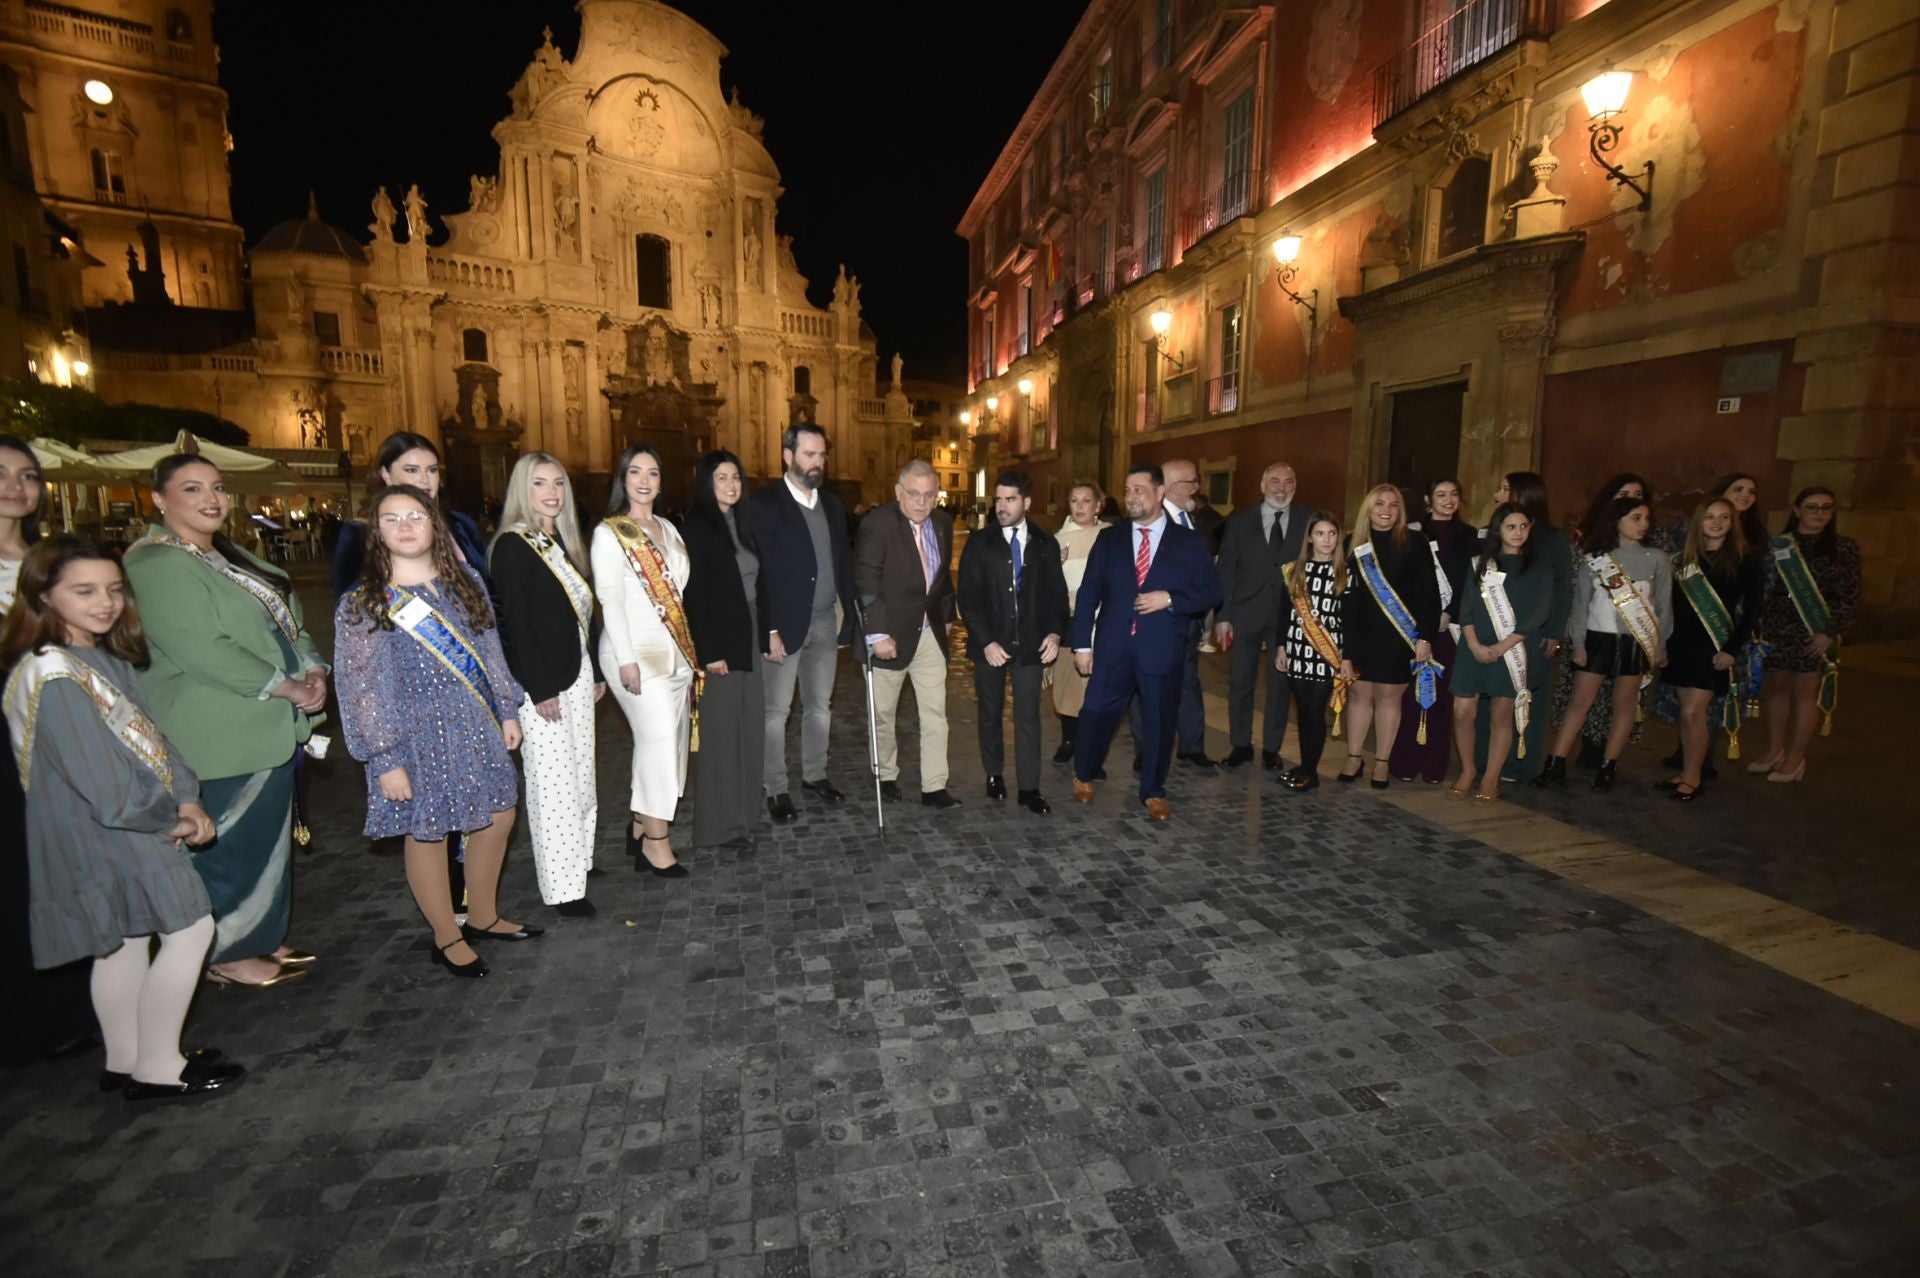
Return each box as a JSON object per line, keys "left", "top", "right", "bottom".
{"left": 344, "top": 485, "right": 495, "bottom": 633}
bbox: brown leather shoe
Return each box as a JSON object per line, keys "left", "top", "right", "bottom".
{"left": 1142, "top": 797, "right": 1171, "bottom": 821}
{"left": 1072, "top": 779, "right": 1095, "bottom": 803}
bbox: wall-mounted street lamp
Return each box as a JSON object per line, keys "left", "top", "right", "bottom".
{"left": 1269, "top": 234, "right": 1318, "bottom": 326}
{"left": 83, "top": 79, "right": 114, "bottom": 106}
{"left": 1016, "top": 377, "right": 1033, "bottom": 396}
{"left": 1581, "top": 69, "right": 1655, "bottom": 212}
{"left": 985, "top": 395, "right": 999, "bottom": 412}
{"left": 1148, "top": 308, "right": 1185, "bottom": 370}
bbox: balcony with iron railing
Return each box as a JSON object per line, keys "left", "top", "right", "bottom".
{"left": 1206, "top": 371, "right": 1239, "bottom": 417}
{"left": 1371, "top": 0, "right": 1554, "bottom": 130}
{"left": 1177, "top": 174, "right": 1253, "bottom": 253}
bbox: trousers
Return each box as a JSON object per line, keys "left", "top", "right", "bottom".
{"left": 975, "top": 659, "right": 1043, "bottom": 791}
{"left": 871, "top": 631, "right": 949, "bottom": 792}
{"left": 1079, "top": 645, "right": 1180, "bottom": 801}
{"left": 762, "top": 609, "right": 840, "bottom": 794}
{"left": 1130, "top": 620, "right": 1205, "bottom": 757}
{"left": 1226, "top": 612, "right": 1288, "bottom": 751}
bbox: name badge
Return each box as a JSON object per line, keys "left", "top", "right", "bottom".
{"left": 105, "top": 695, "right": 137, "bottom": 732}
{"left": 1772, "top": 546, "right": 1793, "bottom": 561}
{"left": 394, "top": 596, "right": 434, "bottom": 631}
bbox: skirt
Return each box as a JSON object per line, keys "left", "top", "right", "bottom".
{"left": 1388, "top": 629, "right": 1456, "bottom": 780}
{"left": 196, "top": 756, "right": 296, "bottom": 963}
{"left": 693, "top": 663, "right": 765, "bottom": 848}
{"left": 1575, "top": 631, "right": 1652, "bottom": 678}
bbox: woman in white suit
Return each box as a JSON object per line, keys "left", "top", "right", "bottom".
{"left": 590, "top": 444, "right": 693, "bottom": 878}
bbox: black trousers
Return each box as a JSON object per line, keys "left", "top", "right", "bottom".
{"left": 1227, "top": 611, "right": 1288, "bottom": 751}
{"left": 1278, "top": 674, "right": 1333, "bottom": 772}
{"left": 974, "top": 660, "right": 1044, "bottom": 791}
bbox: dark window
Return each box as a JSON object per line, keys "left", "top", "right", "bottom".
{"left": 635, "top": 234, "right": 671, "bottom": 309}
{"left": 462, "top": 327, "right": 489, "bottom": 363}
{"left": 165, "top": 9, "right": 193, "bottom": 41}
{"left": 1435, "top": 157, "right": 1491, "bottom": 260}
{"left": 793, "top": 365, "right": 811, "bottom": 396}
{"left": 89, "top": 149, "right": 126, "bottom": 202}
{"left": 313, "top": 311, "right": 341, "bottom": 347}
{"left": 11, "top": 242, "right": 27, "bottom": 304}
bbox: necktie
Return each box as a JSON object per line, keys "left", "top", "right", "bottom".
{"left": 1132, "top": 526, "right": 1151, "bottom": 636}
{"left": 1180, "top": 510, "right": 1193, "bottom": 530}
{"left": 1010, "top": 527, "right": 1023, "bottom": 591}
{"left": 918, "top": 519, "right": 937, "bottom": 591}
{"left": 1269, "top": 507, "right": 1285, "bottom": 549}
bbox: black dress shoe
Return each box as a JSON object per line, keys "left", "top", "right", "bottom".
{"left": 1179, "top": 752, "right": 1218, "bottom": 771}
{"left": 462, "top": 918, "right": 544, "bottom": 942}
{"left": 985, "top": 776, "right": 1007, "bottom": 801}
{"left": 1222, "top": 747, "right": 1254, "bottom": 768}
{"left": 1282, "top": 769, "right": 1319, "bottom": 792}
{"left": 554, "top": 897, "right": 597, "bottom": 917}
{"left": 767, "top": 793, "right": 799, "bottom": 824}
{"left": 123, "top": 1056, "right": 247, "bottom": 1103}
{"left": 800, "top": 778, "right": 845, "bottom": 804}
{"left": 1262, "top": 751, "right": 1282, "bottom": 771}
{"left": 1052, "top": 740, "right": 1076, "bottom": 763}
{"left": 1017, "top": 790, "right": 1051, "bottom": 815}
{"left": 880, "top": 780, "right": 902, "bottom": 802}
{"left": 920, "top": 788, "right": 962, "bottom": 809}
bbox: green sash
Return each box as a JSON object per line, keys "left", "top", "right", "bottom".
{"left": 1676, "top": 562, "right": 1743, "bottom": 758}
{"left": 1769, "top": 535, "right": 1839, "bottom": 733}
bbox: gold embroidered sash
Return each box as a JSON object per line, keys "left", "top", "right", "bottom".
{"left": 1286, "top": 563, "right": 1354, "bottom": 735}
{"left": 4, "top": 648, "right": 174, "bottom": 792}
{"left": 607, "top": 516, "right": 702, "bottom": 748}
{"left": 133, "top": 529, "right": 302, "bottom": 646}
{"left": 512, "top": 526, "right": 592, "bottom": 633}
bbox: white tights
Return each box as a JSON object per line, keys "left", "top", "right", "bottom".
{"left": 91, "top": 915, "right": 215, "bottom": 1085}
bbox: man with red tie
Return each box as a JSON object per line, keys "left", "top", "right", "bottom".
{"left": 1072, "top": 464, "right": 1223, "bottom": 820}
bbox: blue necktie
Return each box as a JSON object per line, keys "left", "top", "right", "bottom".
{"left": 1180, "top": 511, "right": 1193, "bottom": 530}
{"left": 1010, "top": 527, "right": 1022, "bottom": 590}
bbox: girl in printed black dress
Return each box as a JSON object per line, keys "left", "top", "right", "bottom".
{"left": 1274, "top": 513, "right": 1347, "bottom": 792}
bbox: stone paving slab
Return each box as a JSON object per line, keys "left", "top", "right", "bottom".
{"left": 2, "top": 579, "right": 1917, "bottom": 1277}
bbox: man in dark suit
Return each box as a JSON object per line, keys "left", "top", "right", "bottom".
{"left": 750, "top": 423, "right": 857, "bottom": 824}
{"left": 1215, "top": 462, "right": 1305, "bottom": 768}
{"left": 855, "top": 459, "right": 961, "bottom": 809}
{"left": 1132, "top": 457, "right": 1217, "bottom": 771}
{"left": 956, "top": 468, "right": 1069, "bottom": 814}
{"left": 1072, "top": 463, "right": 1223, "bottom": 821}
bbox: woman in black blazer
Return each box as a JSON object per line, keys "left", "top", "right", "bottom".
{"left": 488, "top": 453, "right": 605, "bottom": 916}
{"left": 681, "top": 450, "right": 765, "bottom": 849}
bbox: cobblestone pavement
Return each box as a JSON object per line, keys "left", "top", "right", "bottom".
{"left": 2, "top": 572, "right": 1917, "bottom": 1277}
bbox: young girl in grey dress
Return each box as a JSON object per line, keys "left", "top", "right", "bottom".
{"left": 0, "top": 537, "right": 245, "bottom": 1101}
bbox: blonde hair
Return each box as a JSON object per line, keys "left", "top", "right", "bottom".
{"left": 492, "top": 452, "right": 588, "bottom": 574}
{"left": 1353, "top": 483, "right": 1410, "bottom": 551}
{"left": 1679, "top": 497, "right": 1746, "bottom": 578}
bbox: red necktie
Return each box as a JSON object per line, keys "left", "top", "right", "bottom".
{"left": 1132, "top": 526, "right": 1151, "bottom": 635}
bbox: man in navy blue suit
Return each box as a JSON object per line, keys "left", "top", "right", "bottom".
{"left": 1071, "top": 463, "right": 1223, "bottom": 820}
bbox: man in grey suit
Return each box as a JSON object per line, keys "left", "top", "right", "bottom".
{"left": 1214, "top": 463, "right": 1304, "bottom": 768}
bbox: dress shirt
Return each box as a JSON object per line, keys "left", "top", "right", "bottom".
{"left": 1262, "top": 500, "right": 1292, "bottom": 543}
{"left": 783, "top": 474, "right": 818, "bottom": 510}
{"left": 1163, "top": 498, "right": 1195, "bottom": 531}
{"left": 1076, "top": 514, "right": 1167, "bottom": 651}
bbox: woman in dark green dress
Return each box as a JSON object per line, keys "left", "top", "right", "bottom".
{"left": 1449, "top": 503, "right": 1553, "bottom": 805}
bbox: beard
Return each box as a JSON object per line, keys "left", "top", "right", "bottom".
{"left": 790, "top": 463, "right": 824, "bottom": 490}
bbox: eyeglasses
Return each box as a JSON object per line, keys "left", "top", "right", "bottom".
{"left": 901, "top": 489, "right": 939, "bottom": 503}
{"left": 379, "top": 511, "right": 431, "bottom": 526}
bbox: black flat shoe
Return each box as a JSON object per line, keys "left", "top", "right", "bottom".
{"left": 1593, "top": 759, "right": 1618, "bottom": 792}
{"left": 800, "top": 778, "right": 845, "bottom": 804}
{"left": 1178, "top": 752, "right": 1218, "bottom": 771}
{"left": 554, "top": 898, "right": 597, "bottom": 917}
{"left": 1222, "top": 747, "right": 1254, "bottom": 768}
{"left": 985, "top": 776, "right": 1007, "bottom": 801}
{"left": 640, "top": 834, "right": 690, "bottom": 878}
{"left": 1052, "top": 740, "right": 1076, "bottom": 763}
{"left": 123, "top": 1056, "right": 247, "bottom": 1103}
{"left": 100, "top": 1047, "right": 225, "bottom": 1093}
{"left": 462, "top": 918, "right": 544, "bottom": 942}
{"left": 1017, "top": 790, "right": 1051, "bottom": 815}
{"left": 1669, "top": 782, "right": 1703, "bottom": 802}
{"left": 920, "top": 789, "right": 962, "bottom": 809}
{"left": 767, "top": 793, "right": 799, "bottom": 824}
{"left": 431, "top": 936, "right": 488, "bottom": 978}
{"left": 880, "top": 780, "right": 902, "bottom": 802}
{"left": 587, "top": 867, "right": 607, "bottom": 878}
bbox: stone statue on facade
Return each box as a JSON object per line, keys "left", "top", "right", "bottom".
{"left": 891, "top": 352, "right": 904, "bottom": 387}
{"left": 369, "top": 186, "right": 396, "bottom": 242}
{"left": 468, "top": 382, "right": 489, "bottom": 429}
{"left": 643, "top": 325, "right": 672, "bottom": 387}
{"left": 468, "top": 174, "right": 499, "bottom": 213}
{"left": 742, "top": 222, "right": 763, "bottom": 286}
{"left": 285, "top": 271, "right": 306, "bottom": 317}
{"left": 403, "top": 184, "right": 429, "bottom": 244}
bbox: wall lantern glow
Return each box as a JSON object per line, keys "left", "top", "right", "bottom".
{"left": 1148, "top": 308, "right": 1173, "bottom": 336}
{"left": 1016, "top": 377, "right": 1033, "bottom": 396}
{"left": 1270, "top": 235, "right": 1302, "bottom": 266}
{"left": 1268, "top": 232, "right": 1318, "bottom": 325}
{"left": 83, "top": 79, "right": 114, "bottom": 105}
{"left": 985, "top": 395, "right": 999, "bottom": 412}
{"left": 71, "top": 359, "right": 91, "bottom": 378}
{"left": 959, "top": 409, "right": 972, "bottom": 426}
{"left": 1581, "top": 69, "right": 1655, "bottom": 212}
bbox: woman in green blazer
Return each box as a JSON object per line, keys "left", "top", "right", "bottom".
{"left": 125, "top": 455, "right": 329, "bottom": 988}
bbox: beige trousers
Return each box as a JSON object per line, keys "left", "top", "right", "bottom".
{"left": 871, "top": 629, "right": 949, "bottom": 792}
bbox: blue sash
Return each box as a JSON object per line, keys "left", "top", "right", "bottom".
{"left": 385, "top": 584, "right": 499, "bottom": 723}
{"left": 1355, "top": 542, "right": 1445, "bottom": 738}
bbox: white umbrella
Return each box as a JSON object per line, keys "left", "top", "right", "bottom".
{"left": 91, "top": 430, "right": 304, "bottom": 492}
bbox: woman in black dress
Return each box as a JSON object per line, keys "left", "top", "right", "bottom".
{"left": 1750, "top": 487, "right": 1860, "bottom": 782}
{"left": 1390, "top": 477, "right": 1475, "bottom": 782}
{"left": 1338, "top": 484, "right": 1440, "bottom": 789}
{"left": 681, "top": 450, "right": 766, "bottom": 849}
{"left": 1661, "top": 498, "right": 1763, "bottom": 800}
{"left": 1657, "top": 472, "right": 1768, "bottom": 777}
{"left": 1274, "top": 513, "right": 1347, "bottom": 793}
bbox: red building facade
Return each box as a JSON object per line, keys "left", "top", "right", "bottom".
{"left": 958, "top": 0, "right": 1918, "bottom": 632}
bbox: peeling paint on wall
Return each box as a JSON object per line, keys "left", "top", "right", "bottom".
{"left": 1306, "top": 0, "right": 1363, "bottom": 107}
{"left": 1774, "top": 0, "right": 1811, "bottom": 34}
{"left": 1620, "top": 95, "right": 1706, "bottom": 256}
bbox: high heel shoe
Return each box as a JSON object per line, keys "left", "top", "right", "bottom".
{"left": 625, "top": 825, "right": 645, "bottom": 860}
{"left": 1669, "top": 781, "right": 1704, "bottom": 802}
{"left": 431, "top": 936, "right": 488, "bottom": 978}
{"left": 1336, "top": 755, "right": 1365, "bottom": 784}
{"left": 1369, "top": 762, "right": 1390, "bottom": 791}
{"left": 640, "top": 834, "right": 690, "bottom": 878}
{"left": 1745, "top": 752, "right": 1784, "bottom": 775}
{"left": 1766, "top": 761, "right": 1806, "bottom": 783}
{"left": 1530, "top": 757, "right": 1567, "bottom": 789}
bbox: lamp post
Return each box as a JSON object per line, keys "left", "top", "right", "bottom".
{"left": 1581, "top": 69, "right": 1655, "bottom": 212}
{"left": 1148, "top": 308, "right": 1184, "bottom": 370}
{"left": 1269, "top": 235, "right": 1318, "bottom": 326}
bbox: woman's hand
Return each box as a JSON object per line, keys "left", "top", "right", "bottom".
{"left": 534, "top": 697, "right": 562, "bottom": 723}
{"left": 170, "top": 802, "right": 216, "bottom": 848}
{"left": 1473, "top": 642, "right": 1498, "bottom": 665}
{"left": 1806, "top": 633, "right": 1834, "bottom": 659}
{"left": 1572, "top": 647, "right": 1588, "bottom": 668}
{"left": 1339, "top": 659, "right": 1358, "bottom": 682}
{"left": 1273, "top": 648, "right": 1286, "bottom": 674}
{"left": 1414, "top": 639, "right": 1432, "bottom": 664}
{"left": 378, "top": 767, "right": 412, "bottom": 802}
{"left": 1711, "top": 651, "right": 1736, "bottom": 671}
{"left": 297, "top": 671, "right": 329, "bottom": 712}
{"left": 619, "top": 662, "right": 643, "bottom": 695}
{"left": 503, "top": 721, "right": 523, "bottom": 751}
{"left": 705, "top": 659, "right": 730, "bottom": 676}
{"left": 1655, "top": 646, "right": 1669, "bottom": 669}
{"left": 594, "top": 681, "right": 608, "bottom": 703}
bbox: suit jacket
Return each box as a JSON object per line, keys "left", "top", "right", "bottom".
{"left": 748, "top": 479, "right": 856, "bottom": 649}
{"left": 1071, "top": 521, "right": 1223, "bottom": 677}
{"left": 1217, "top": 502, "right": 1307, "bottom": 629}
{"left": 488, "top": 529, "right": 603, "bottom": 702}
{"left": 681, "top": 507, "right": 765, "bottom": 672}
{"left": 955, "top": 521, "right": 1070, "bottom": 666}
{"left": 854, "top": 502, "right": 955, "bottom": 671}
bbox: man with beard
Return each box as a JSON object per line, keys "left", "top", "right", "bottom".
{"left": 751, "top": 424, "right": 857, "bottom": 824}
{"left": 1072, "top": 464, "right": 1222, "bottom": 820}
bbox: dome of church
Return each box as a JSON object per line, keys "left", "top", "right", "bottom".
{"left": 254, "top": 194, "right": 366, "bottom": 262}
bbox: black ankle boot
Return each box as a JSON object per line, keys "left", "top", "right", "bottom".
{"left": 1531, "top": 756, "right": 1567, "bottom": 789}
{"left": 1593, "top": 759, "right": 1618, "bottom": 792}
{"left": 1053, "top": 716, "right": 1078, "bottom": 763}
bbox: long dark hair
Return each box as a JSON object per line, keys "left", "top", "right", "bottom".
{"left": 1709, "top": 472, "right": 1767, "bottom": 548}
{"left": 1580, "top": 495, "right": 1651, "bottom": 556}
{"left": 1424, "top": 476, "right": 1463, "bottom": 524}
{"left": 1783, "top": 486, "right": 1839, "bottom": 556}
{"left": 687, "top": 449, "right": 758, "bottom": 554}
{"left": 1504, "top": 471, "right": 1551, "bottom": 529}
{"left": 605, "top": 443, "right": 666, "bottom": 518}
{"left": 1580, "top": 473, "right": 1651, "bottom": 541}
{"left": 150, "top": 454, "right": 293, "bottom": 602}
{"left": 0, "top": 535, "right": 148, "bottom": 670}
{"left": 374, "top": 432, "right": 441, "bottom": 483}
{"left": 345, "top": 485, "right": 494, "bottom": 632}
{"left": 1477, "top": 501, "right": 1537, "bottom": 579}
{"left": 0, "top": 434, "right": 46, "bottom": 545}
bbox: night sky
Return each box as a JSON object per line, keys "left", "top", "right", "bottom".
{"left": 215, "top": 1, "right": 1086, "bottom": 387}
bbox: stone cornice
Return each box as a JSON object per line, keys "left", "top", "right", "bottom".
{"left": 1337, "top": 233, "right": 1583, "bottom": 324}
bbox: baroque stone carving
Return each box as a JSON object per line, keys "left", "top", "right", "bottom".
{"left": 403, "top": 184, "right": 429, "bottom": 244}
{"left": 369, "top": 186, "right": 396, "bottom": 242}
{"left": 627, "top": 86, "right": 667, "bottom": 158}
{"left": 550, "top": 154, "right": 581, "bottom": 261}
{"left": 468, "top": 174, "right": 499, "bottom": 213}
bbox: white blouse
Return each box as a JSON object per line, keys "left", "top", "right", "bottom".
{"left": 591, "top": 518, "right": 691, "bottom": 682}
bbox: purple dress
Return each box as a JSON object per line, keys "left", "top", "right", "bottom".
{"left": 334, "top": 570, "right": 525, "bottom": 840}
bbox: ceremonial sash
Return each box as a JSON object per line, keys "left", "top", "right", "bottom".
{"left": 1354, "top": 541, "right": 1444, "bottom": 742}
{"left": 511, "top": 526, "right": 592, "bottom": 633}
{"left": 1287, "top": 565, "right": 1354, "bottom": 735}
{"left": 4, "top": 647, "right": 174, "bottom": 793}
{"left": 385, "top": 583, "right": 500, "bottom": 724}
{"left": 607, "top": 516, "right": 702, "bottom": 749}
{"left": 1428, "top": 539, "right": 1454, "bottom": 613}
{"left": 1591, "top": 552, "right": 1659, "bottom": 719}
{"left": 133, "top": 530, "right": 302, "bottom": 646}
{"left": 1676, "top": 562, "right": 1744, "bottom": 759}
{"left": 1770, "top": 535, "right": 1839, "bottom": 734}
{"left": 1478, "top": 570, "right": 1531, "bottom": 757}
